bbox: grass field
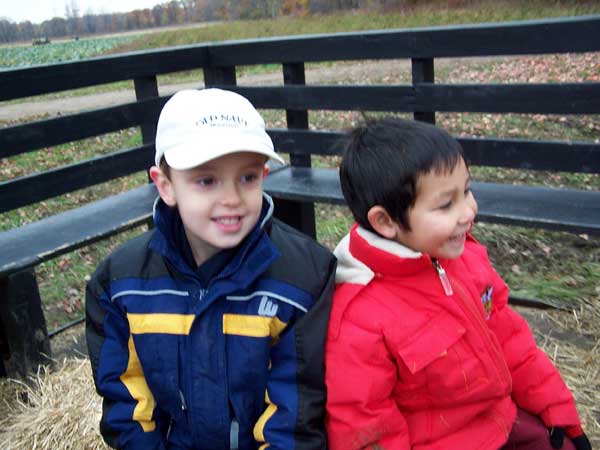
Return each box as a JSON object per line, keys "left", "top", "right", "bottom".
{"left": 112, "top": 0, "right": 600, "bottom": 51}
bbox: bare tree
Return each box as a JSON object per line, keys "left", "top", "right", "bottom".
{"left": 82, "top": 8, "right": 97, "bottom": 34}
{"left": 65, "top": 0, "right": 81, "bottom": 36}
{"left": 152, "top": 4, "right": 165, "bottom": 26}
{"left": 0, "top": 19, "right": 18, "bottom": 43}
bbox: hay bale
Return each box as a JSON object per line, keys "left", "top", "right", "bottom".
{"left": 518, "top": 296, "right": 600, "bottom": 448}
{"left": 0, "top": 358, "right": 108, "bottom": 450}
{"left": 0, "top": 305, "right": 598, "bottom": 448}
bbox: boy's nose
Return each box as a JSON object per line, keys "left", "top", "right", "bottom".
{"left": 221, "top": 182, "right": 242, "bottom": 206}
{"left": 459, "top": 197, "right": 478, "bottom": 224}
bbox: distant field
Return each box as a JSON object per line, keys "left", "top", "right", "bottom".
{"left": 111, "top": 0, "right": 600, "bottom": 53}
{"left": 1, "top": 0, "right": 599, "bottom": 70}
{"left": 0, "top": 35, "right": 136, "bottom": 69}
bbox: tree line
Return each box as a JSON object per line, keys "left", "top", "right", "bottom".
{"left": 0, "top": 0, "right": 424, "bottom": 44}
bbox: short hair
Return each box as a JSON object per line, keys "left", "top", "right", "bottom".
{"left": 159, "top": 156, "right": 171, "bottom": 179}
{"left": 339, "top": 117, "right": 465, "bottom": 232}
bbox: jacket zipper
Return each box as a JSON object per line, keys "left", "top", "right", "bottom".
{"left": 179, "top": 389, "right": 188, "bottom": 414}
{"left": 432, "top": 260, "right": 511, "bottom": 383}
{"left": 160, "top": 229, "right": 261, "bottom": 446}
{"left": 178, "top": 335, "right": 190, "bottom": 428}
{"left": 433, "top": 259, "right": 453, "bottom": 296}
{"left": 230, "top": 418, "right": 239, "bottom": 450}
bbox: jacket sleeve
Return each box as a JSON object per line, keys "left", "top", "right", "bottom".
{"left": 253, "top": 256, "right": 336, "bottom": 450}
{"left": 484, "top": 259, "right": 582, "bottom": 430}
{"left": 325, "top": 290, "right": 410, "bottom": 450}
{"left": 86, "top": 263, "right": 168, "bottom": 450}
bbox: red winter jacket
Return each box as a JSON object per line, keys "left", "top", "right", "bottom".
{"left": 325, "top": 224, "right": 582, "bottom": 450}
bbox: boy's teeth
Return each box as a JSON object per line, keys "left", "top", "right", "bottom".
{"left": 217, "top": 216, "right": 240, "bottom": 225}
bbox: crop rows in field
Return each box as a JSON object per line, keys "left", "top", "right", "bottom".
{"left": 0, "top": 36, "right": 136, "bottom": 69}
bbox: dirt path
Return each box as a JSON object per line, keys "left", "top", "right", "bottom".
{"left": 1, "top": 59, "right": 414, "bottom": 121}
{"left": 2, "top": 56, "right": 509, "bottom": 121}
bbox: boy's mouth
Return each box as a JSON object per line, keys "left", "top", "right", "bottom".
{"left": 214, "top": 216, "right": 241, "bottom": 225}
{"left": 448, "top": 231, "right": 466, "bottom": 245}
{"left": 213, "top": 215, "right": 244, "bottom": 233}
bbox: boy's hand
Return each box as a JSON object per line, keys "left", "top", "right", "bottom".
{"left": 549, "top": 427, "right": 592, "bottom": 450}
{"left": 571, "top": 434, "right": 592, "bottom": 450}
{"left": 549, "top": 427, "right": 565, "bottom": 449}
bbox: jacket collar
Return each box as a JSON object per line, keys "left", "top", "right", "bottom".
{"left": 334, "top": 223, "right": 434, "bottom": 285}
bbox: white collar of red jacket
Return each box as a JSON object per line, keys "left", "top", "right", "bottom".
{"left": 334, "top": 223, "right": 434, "bottom": 285}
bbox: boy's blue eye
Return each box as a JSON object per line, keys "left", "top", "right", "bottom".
{"left": 242, "top": 173, "right": 259, "bottom": 183}
{"left": 196, "top": 177, "right": 215, "bottom": 186}
{"left": 439, "top": 201, "right": 452, "bottom": 210}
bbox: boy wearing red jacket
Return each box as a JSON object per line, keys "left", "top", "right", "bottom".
{"left": 325, "top": 117, "right": 591, "bottom": 450}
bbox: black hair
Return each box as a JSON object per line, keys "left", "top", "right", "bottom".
{"left": 159, "top": 156, "right": 171, "bottom": 179}
{"left": 339, "top": 117, "right": 465, "bottom": 232}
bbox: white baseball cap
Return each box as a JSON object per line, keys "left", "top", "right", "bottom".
{"left": 154, "top": 88, "right": 284, "bottom": 170}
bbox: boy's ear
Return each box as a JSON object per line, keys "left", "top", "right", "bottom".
{"left": 149, "top": 166, "right": 176, "bottom": 207}
{"left": 367, "top": 205, "right": 400, "bottom": 240}
{"left": 263, "top": 164, "right": 270, "bottom": 177}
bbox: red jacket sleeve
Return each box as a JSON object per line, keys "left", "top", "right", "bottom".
{"left": 325, "top": 289, "right": 410, "bottom": 450}
{"left": 484, "top": 258, "right": 582, "bottom": 429}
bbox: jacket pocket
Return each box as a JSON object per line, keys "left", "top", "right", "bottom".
{"left": 393, "top": 313, "right": 466, "bottom": 375}
{"left": 388, "top": 313, "right": 490, "bottom": 405}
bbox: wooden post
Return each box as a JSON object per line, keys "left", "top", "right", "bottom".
{"left": 278, "top": 62, "right": 317, "bottom": 239}
{"left": 134, "top": 75, "right": 159, "bottom": 228}
{"left": 0, "top": 269, "right": 51, "bottom": 379}
{"left": 203, "top": 66, "right": 237, "bottom": 87}
{"left": 412, "top": 58, "right": 435, "bottom": 124}
{"left": 0, "top": 314, "right": 9, "bottom": 377}
{"left": 134, "top": 76, "right": 160, "bottom": 145}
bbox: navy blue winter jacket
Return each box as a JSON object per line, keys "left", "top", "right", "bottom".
{"left": 86, "top": 194, "right": 336, "bottom": 450}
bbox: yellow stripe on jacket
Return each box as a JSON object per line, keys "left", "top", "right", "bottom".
{"left": 254, "top": 390, "right": 278, "bottom": 448}
{"left": 121, "top": 313, "right": 195, "bottom": 432}
{"left": 120, "top": 336, "right": 156, "bottom": 432}
{"left": 223, "top": 314, "right": 287, "bottom": 338}
{"left": 127, "top": 313, "right": 195, "bottom": 335}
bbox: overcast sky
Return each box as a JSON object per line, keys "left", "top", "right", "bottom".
{"left": 2, "top": 0, "right": 161, "bottom": 24}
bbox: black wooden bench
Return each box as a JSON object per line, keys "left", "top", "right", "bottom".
{"left": 263, "top": 140, "right": 600, "bottom": 235}
{"left": 1, "top": 15, "right": 599, "bottom": 378}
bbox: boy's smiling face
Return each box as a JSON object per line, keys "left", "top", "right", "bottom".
{"left": 152, "top": 151, "right": 268, "bottom": 266}
{"left": 393, "top": 157, "right": 478, "bottom": 260}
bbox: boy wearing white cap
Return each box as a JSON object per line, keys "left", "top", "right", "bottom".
{"left": 86, "top": 89, "right": 336, "bottom": 450}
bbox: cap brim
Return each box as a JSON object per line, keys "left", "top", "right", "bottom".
{"left": 164, "top": 135, "right": 284, "bottom": 170}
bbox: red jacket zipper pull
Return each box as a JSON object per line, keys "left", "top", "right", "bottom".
{"left": 433, "top": 260, "right": 453, "bottom": 296}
